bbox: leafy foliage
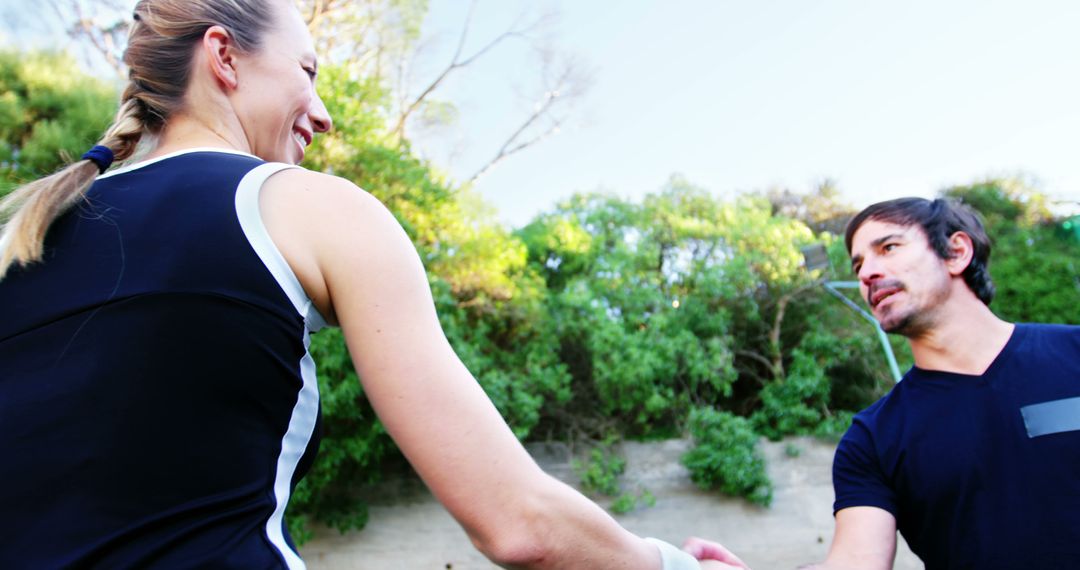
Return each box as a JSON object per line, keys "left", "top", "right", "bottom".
{"left": 573, "top": 439, "right": 627, "bottom": 497}
{"left": 572, "top": 438, "right": 656, "bottom": 515}
{"left": 286, "top": 328, "right": 391, "bottom": 540}
{"left": 611, "top": 488, "right": 656, "bottom": 515}
{"left": 682, "top": 407, "right": 773, "bottom": 507}
{"left": 0, "top": 51, "right": 115, "bottom": 197}
{"left": 522, "top": 180, "right": 894, "bottom": 448}
{"left": 944, "top": 180, "right": 1080, "bottom": 324}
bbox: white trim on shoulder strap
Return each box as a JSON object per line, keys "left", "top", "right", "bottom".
{"left": 235, "top": 162, "right": 328, "bottom": 331}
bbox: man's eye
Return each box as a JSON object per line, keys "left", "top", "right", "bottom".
{"left": 883, "top": 243, "right": 898, "bottom": 252}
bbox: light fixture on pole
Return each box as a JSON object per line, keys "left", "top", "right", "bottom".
{"left": 801, "top": 243, "right": 902, "bottom": 383}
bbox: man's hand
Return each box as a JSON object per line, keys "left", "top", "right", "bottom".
{"left": 683, "top": 537, "right": 751, "bottom": 569}
{"left": 700, "top": 562, "right": 749, "bottom": 570}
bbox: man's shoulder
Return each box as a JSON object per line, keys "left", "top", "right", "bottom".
{"left": 850, "top": 379, "right": 915, "bottom": 425}
{"left": 843, "top": 372, "right": 952, "bottom": 448}
{"left": 1021, "top": 322, "right": 1080, "bottom": 338}
{"left": 1015, "top": 322, "right": 1080, "bottom": 356}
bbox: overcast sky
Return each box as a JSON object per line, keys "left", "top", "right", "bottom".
{"left": 415, "top": 0, "right": 1080, "bottom": 226}
{"left": 4, "top": 0, "right": 1079, "bottom": 227}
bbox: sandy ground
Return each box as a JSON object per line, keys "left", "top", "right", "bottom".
{"left": 299, "top": 436, "right": 921, "bottom": 569}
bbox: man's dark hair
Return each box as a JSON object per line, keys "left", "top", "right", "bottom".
{"left": 844, "top": 197, "right": 995, "bottom": 305}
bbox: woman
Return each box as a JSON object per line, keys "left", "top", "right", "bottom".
{"left": 0, "top": 1, "right": 747, "bottom": 568}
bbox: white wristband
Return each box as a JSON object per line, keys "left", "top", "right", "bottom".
{"left": 645, "top": 537, "right": 702, "bottom": 570}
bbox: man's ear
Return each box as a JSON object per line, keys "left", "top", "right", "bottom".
{"left": 944, "top": 231, "right": 974, "bottom": 276}
{"left": 202, "top": 25, "right": 239, "bottom": 90}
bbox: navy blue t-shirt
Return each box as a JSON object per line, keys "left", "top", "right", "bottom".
{"left": 0, "top": 149, "right": 327, "bottom": 568}
{"left": 833, "top": 323, "right": 1080, "bottom": 569}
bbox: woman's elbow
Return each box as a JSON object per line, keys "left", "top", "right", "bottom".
{"left": 472, "top": 532, "right": 552, "bottom": 568}
{"left": 465, "top": 499, "right": 559, "bottom": 568}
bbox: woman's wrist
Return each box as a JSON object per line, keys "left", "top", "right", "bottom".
{"left": 646, "top": 537, "right": 702, "bottom": 570}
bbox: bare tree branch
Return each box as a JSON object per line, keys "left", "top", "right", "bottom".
{"left": 304, "top": 0, "right": 328, "bottom": 30}
{"left": 32, "top": 0, "right": 593, "bottom": 185}
{"left": 467, "top": 53, "right": 591, "bottom": 183}
{"left": 390, "top": 0, "right": 544, "bottom": 142}
{"left": 766, "top": 282, "right": 818, "bottom": 381}
{"left": 47, "top": 0, "right": 129, "bottom": 78}
{"left": 468, "top": 101, "right": 561, "bottom": 184}
{"left": 735, "top": 350, "right": 780, "bottom": 385}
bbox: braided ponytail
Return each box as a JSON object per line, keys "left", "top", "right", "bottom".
{"left": 0, "top": 94, "right": 146, "bottom": 278}
{"left": 0, "top": 0, "right": 276, "bottom": 281}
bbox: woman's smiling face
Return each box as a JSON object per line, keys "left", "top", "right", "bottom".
{"left": 231, "top": 0, "right": 331, "bottom": 164}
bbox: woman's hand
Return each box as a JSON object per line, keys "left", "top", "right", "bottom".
{"left": 683, "top": 536, "right": 751, "bottom": 569}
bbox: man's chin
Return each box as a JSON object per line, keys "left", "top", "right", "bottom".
{"left": 880, "top": 312, "right": 926, "bottom": 337}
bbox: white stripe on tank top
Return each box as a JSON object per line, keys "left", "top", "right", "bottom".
{"left": 236, "top": 162, "right": 326, "bottom": 569}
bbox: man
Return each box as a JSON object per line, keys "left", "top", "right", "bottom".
{"left": 810, "top": 197, "right": 1080, "bottom": 569}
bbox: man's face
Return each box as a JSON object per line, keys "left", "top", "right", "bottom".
{"left": 849, "top": 219, "right": 952, "bottom": 336}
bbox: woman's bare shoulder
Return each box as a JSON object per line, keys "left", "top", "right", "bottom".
{"left": 260, "top": 167, "right": 402, "bottom": 236}
{"left": 259, "top": 167, "right": 409, "bottom": 323}
{"left": 262, "top": 167, "right": 371, "bottom": 206}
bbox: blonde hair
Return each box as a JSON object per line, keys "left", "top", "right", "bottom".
{"left": 0, "top": 0, "right": 277, "bottom": 279}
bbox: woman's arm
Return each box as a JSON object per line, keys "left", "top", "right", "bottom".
{"left": 262, "top": 170, "right": 688, "bottom": 569}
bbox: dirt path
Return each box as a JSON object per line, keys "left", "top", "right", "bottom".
{"left": 300, "top": 436, "right": 921, "bottom": 569}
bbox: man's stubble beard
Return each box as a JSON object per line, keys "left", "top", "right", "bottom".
{"left": 879, "top": 277, "right": 952, "bottom": 339}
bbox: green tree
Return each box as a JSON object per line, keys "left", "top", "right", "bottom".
{"left": 0, "top": 50, "right": 115, "bottom": 197}
{"left": 765, "top": 179, "right": 857, "bottom": 235}
{"left": 943, "top": 179, "right": 1080, "bottom": 324}
{"left": 518, "top": 176, "right": 894, "bottom": 452}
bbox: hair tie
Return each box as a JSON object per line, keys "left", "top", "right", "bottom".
{"left": 81, "top": 145, "right": 114, "bottom": 174}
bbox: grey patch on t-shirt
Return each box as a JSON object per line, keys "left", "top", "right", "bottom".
{"left": 1021, "top": 397, "right": 1080, "bottom": 438}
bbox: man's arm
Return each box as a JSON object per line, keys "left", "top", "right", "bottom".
{"left": 802, "top": 506, "right": 896, "bottom": 570}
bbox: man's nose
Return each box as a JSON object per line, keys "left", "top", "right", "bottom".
{"left": 857, "top": 257, "right": 884, "bottom": 285}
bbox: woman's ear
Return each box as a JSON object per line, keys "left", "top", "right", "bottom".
{"left": 945, "top": 231, "right": 975, "bottom": 276}
{"left": 202, "top": 25, "right": 239, "bottom": 90}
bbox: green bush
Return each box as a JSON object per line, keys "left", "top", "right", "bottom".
{"left": 572, "top": 438, "right": 656, "bottom": 515}
{"left": 573, "top": 440, "right": 627, "bottom": 497}
{"left": 945, "top": 180, "right": 1080, "bottom": 324}
{"left": 0, "top": 51, "right": 115, "bottom": 197}
{"left": 682, "top": 407, "right": 773, "bottom": 507}
{"left": 286, "top": 328, "right": 393, "bottom": 540}
{"left": 611, "top": 489, "right": 655, "bottom": 515}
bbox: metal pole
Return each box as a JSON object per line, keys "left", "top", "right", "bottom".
{"left": 823, "top": 281, "right": 903, "bottom": 383}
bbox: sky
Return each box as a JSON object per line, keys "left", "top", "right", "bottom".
{"left": 3, "top": 1, "right": 1079, "bottom": 228}
{"left": 412, "top": 0, "right": 1080, "bottom": 227}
